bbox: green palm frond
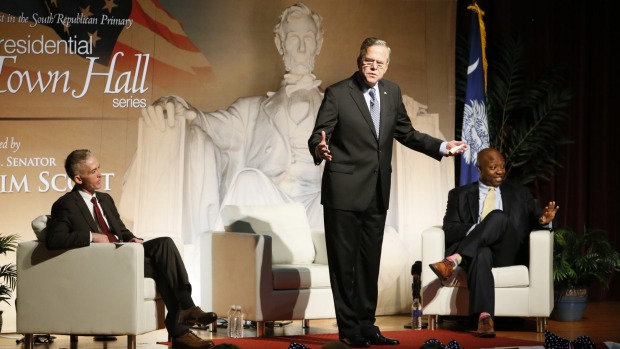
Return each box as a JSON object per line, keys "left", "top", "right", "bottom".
{"left": 0, "top": 233, "right": 19, "bottom": 254}
{"left": 0, "top": 264, "right": 16, "bottom": 304}
{"left": 486, "top": 36, "right": 529, "bottom": 150}
{"left": 0, "top": 233, "right": 19, "bottom": 305}
{"left": 553, "top": 228, "right": 620, "bottom": 292}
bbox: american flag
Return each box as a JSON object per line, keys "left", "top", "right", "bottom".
{"left": 459, "top": 2, "right": 490, "bottom": 186}
{"left": 0, "top": 0, "right": 214, "bottom": 117}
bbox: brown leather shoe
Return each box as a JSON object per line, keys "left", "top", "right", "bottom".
{"left": 172, "top": 331, "right": 214, "bottom": 349}
{"left": 429, "top": 259, "right": 454, "bottom": 280}
{"left": 178, "top": 306, "right": 218, "bottom": 326}
{"left": 475, "top": 316, "right": 496, "bottom": 338}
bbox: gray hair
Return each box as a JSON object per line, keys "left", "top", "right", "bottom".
{"left": 357, "top": 37, "right": 391, "bottom": 65}
{"left": 64, "top": 149, "right": 92, "bottom": 178}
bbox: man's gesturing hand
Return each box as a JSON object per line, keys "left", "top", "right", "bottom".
{"left": 315, "top": 130, "right": 332, "bottom": 161}
{"left": 539, "top": 201, "right": 559, "bottom": 225}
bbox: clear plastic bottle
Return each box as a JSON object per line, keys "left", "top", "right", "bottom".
{"left": 227, "top": 305, "right": 237, "bottom": 337}
{"left": 234, "top": 305, "right": 244, "bottom": 338}
{"left": 411, "top": 297, "right": 422, "bottom": 330}
{"left": 411, "top": 271, "right": 422, "bottom": 330}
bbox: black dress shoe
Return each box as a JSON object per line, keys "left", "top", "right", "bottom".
{"left": 366, "top": 332, "right": 400, "bottom": 345}
{"left": 340, "top": 334, "right": 371, "bottom": 348}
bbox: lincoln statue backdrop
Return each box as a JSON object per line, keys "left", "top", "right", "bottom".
{"left": 0, "top": 0, "right": 457, "bottom": 332}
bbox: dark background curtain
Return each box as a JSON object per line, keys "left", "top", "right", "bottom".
{"left": 456, "top": 0, "right": 619, "bottom": 299}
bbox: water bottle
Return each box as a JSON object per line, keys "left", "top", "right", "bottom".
{"left": 411, "top": 297, "right": 422, "bottom": 330}
{"left": 411, "top": 261, "right": 422, "bottom": 330}
{"left": 234, "top": 305, "right": 244, "bottom": 338}
{"left": 227, "top": 305, "right": 237, "bottom": 337}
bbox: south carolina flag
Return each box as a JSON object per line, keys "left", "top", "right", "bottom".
{"left": 459, "top": 2, "right": 490, "bottom": 186}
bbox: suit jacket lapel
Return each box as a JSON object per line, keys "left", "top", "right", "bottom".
{"left": 71, "top": 189, "right": 99, "bottom": 233}
{"left": 467, "top": 182, "right": 479, "bottom": 222}
{"left": 377, "top": 81, "right": 389, "bottom": 143}
{"left": 97, "top": 193, "right": 120, "bottom": 235}
{"left": 501, "top": 183, "right": 513, "bottom": 213}
{"left": 348, "top": 74, "right": 378, "bottom": 140}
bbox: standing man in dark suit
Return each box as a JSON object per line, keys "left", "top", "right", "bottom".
{"left": 308, "top": 37, "right": 466, "bottom": 348}
{"left": 47, "top": 149, "right": 217, "bottom": 349}
{"left": 429, "top": 148, "right": 559, "bottom": 338}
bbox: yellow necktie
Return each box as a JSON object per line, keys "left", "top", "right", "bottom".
{"left": 481, "top": 187, "right": 496, "bottom": 221}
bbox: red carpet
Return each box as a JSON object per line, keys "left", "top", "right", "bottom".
{"left": 209, "top": 329, "right": 543, "bottom": 349}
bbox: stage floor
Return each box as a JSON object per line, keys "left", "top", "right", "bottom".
{"left": 1, "top": 301, "right": 618, "bottom": 348}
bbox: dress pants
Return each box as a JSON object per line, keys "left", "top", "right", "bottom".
{"left": 323, "top": 183, "right": 387, "bottom": 339}
{"left": 456, "top": 210, "right": 523, "bottom": 316}
{"left": 143, "top": 237, "right": 195, "bottom": 337}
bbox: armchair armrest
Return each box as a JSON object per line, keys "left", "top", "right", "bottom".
{"left": 527, "top": 230, "right": 554, "bottom": 315}
{"left": 311, "top": 230, "right": 328, "bottom": 265}
{"left": 17, "top": 241, "right": 147, "bottom": 335}
{"left": 202, "top": 232, "right": 271, "bottom": 320}
{"left": 421, "top": 226, "right": 445, "bottom": 288}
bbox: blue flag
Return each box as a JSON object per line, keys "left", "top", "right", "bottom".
{"left": 459, "top": 3, "right": 490, "bottom": 186}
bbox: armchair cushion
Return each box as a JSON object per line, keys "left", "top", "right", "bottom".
{"left": 311, "top": 230, "right": 329, "bottom": 264}
{"left": 442, "top": 265, "right": 529, "bottom": 288}
{"left": 220, "top": 203, "right": 315, "bottom": 264}
{"left": 272, "top": 264, "right": 331, "bottom": 289}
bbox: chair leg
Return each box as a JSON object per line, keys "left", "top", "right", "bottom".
{"left": 536, "top": 317, "right": 547, "bottom": 333}
{"left": 23, "top": 334, "right": 34, "bottom": 349}
{"left": 256, "top": 321, "right": 265, "bottom": 337}
{"left": 428, "top": 315, "right": 438, "bottom": 330}
{"left": 127, "top": 335, "right": 136, "bottom": 349}
{"left": 302, "top": 319, "right": 310, "bottom": 328}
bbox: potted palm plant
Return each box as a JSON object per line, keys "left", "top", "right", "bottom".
{"left": 552, "top": 227, "right": 620, "bottom": 321}
{"left": 0, "top": 233, "right": 18, "bottom": 333}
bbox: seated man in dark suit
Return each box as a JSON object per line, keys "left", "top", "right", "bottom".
{"left": 429, "top": 148, "right": 559, "bottom": 337}
{"left": 47, "top": 149, "right": 217, "bottom": 349}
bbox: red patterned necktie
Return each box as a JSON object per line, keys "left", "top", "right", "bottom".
{"left": 91, "top": 196, "right": 119, "bottom": 242}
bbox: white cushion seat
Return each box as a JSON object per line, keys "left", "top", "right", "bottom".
{"left": 442, "top": 265, "right": 530, "bottom": 288}
{"left": 272, "top": 264, "right": 331, "bottom": 290}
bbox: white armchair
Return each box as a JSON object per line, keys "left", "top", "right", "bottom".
{"left": 16, "top": 216, "right": 167, "bottom": 349}
{"left": 421, "top": 226, "right": 554, "bottom": 332}
{"left": 201, "top": 203, "right": 335, "bottom": 337}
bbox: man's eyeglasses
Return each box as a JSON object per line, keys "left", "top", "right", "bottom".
{"left": 362, "top": 58, "right": 386, "bottom": 69}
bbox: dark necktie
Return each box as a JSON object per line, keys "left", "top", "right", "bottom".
{"left": 91, "top": 196, "right": 118, "bottom": 242}
{"left": 369, "top": 88, "right": 380, "bottom": 138}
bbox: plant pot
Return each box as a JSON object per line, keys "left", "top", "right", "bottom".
{"left": 552, "top": 288, "right": 587, "bottom": 321}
